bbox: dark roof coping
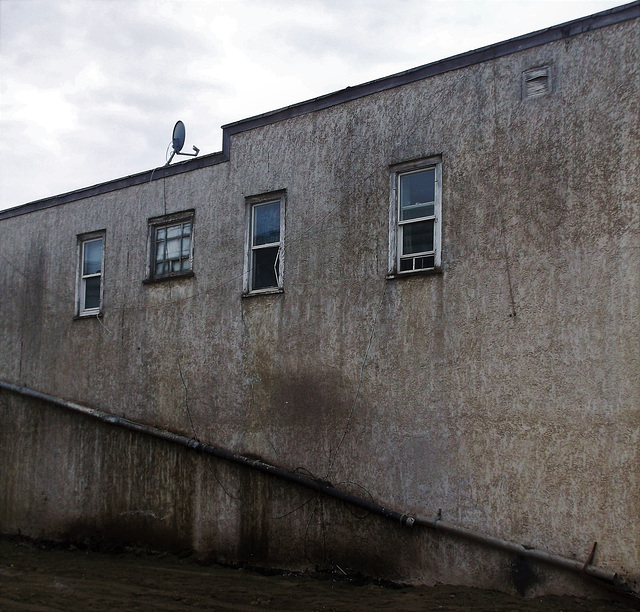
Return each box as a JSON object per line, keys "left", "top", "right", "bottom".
{"left": 221, "top": 1, "right": 639, "bottom": 138}
{"left": 2, "top": 1, "right": 638, "bottom": 221}
{"left": 0, "top": 152, "right": 227, "bottom": 220}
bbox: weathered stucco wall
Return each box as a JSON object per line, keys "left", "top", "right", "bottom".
{"left": 1, "top": 15, "right": 638, "bottom": 598}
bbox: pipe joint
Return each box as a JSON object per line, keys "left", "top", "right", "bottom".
{"left": 188, "top": 439, "right": 203, "bottom": 453}
{"left": 401, "top": 515, "right": 415, "bottom": 528}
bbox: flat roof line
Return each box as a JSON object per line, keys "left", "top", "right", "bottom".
{"left": 0, "top": 152, "right": 227, "bottom": 220}
{"left": 1, "top": 1, "right": 638, "bottom": 221}
{"left": 220, "top": 1, "right": 639, "bottom": 135}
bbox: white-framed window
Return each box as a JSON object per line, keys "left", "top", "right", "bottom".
{"left": 389, "top": 157, "right": 442, "bottom": 276}
{"left": 146, "top": 210, "right": 194, "bottom": 282}
{"left": 244, "top": 192, "right": 285, "bottom": 294}
{"left": 77, "top": 231, "right": 105, "bottom": 317}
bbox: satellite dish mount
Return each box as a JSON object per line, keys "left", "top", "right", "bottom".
{"left": 166, "top": 120, "right": 199, "bottom": 165}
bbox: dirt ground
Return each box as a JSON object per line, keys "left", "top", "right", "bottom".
{"left": 0, "top": 537, "right": 636, "bottom": 612}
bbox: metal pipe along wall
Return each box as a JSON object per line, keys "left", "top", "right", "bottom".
{"left": 1, "top": 379, "right": 634, "bottom": 600}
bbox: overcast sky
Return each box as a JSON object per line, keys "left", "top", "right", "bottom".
{"left": 0, "top": 0, "right": 626, "bottom": 211}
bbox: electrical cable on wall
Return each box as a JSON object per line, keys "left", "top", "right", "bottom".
{"left": 491, "top": 65, "right": 517, "bottom": 319}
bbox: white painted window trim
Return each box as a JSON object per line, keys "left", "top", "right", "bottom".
{"left": 76, "top": 230, "right": 105, "bottom": 318}
{"left": 388, "top": 156, "right": 442, "bottom": 278}
{"left": 243, "top": 191, "right": 286, "bottom": 296}
{"left": 145, "top": 210, "right": 195, "bottom": 282}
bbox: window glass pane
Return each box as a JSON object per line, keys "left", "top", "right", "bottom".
{"left": 399, "top": 258, "right": 414, "bottom": 272}
{"left": 401, "top": 202, "right": 434, "bottom": 221}
{"left": 84, "top": 276, "right": 101, "bottom": 309}
{"left": 402, "top": 220, "right": 434, "bottom": 255}
{"left": 156, "top": 242, "right": 165, "bottom": 262}
{"left": 83, "top": 240, "right": 103, "bottom": 275}
{"left": 151, "top": 218, "right": 193, "bottom": 277}
{"left": 400, "top": 169, "right": 435, "bottom": 221}
{"left": 415, "top": 255, "right": 435, "bottom": 270}
{"left": 166, "top": 237, "right": 180, "bottom": 260}
{"left": 252, "top": 246, "right": 279, "bottom": 290}
{"left": 167, "top": 225, "right": 182, "bottom": 239}
{"left": 182, "top": 236, "right": 191, "bottom": 257}
{"left": 253, "top": 201, "right": 280, "bottom": 246}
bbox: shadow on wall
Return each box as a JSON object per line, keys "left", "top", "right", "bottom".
{"left": 242, "top": 369, "right": 367, "bottom": 480}
{"left": 61, "top": 515, "right": 193, "bottom": 555}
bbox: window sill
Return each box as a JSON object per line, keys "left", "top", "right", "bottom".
{"left": 143, "top": 271, "right": 195, "bottom": 285}
{"left": 386, "top": 268, "right": 442, "bottom": 280}
{"left": 242, "top": 287, "right": 284, "bottom": 298}
{"left": 73, "top": 311, "right": 103, "bottom": 320}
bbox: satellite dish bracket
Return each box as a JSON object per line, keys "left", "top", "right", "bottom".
{"left": 166, "top": 120, "right": 200, "bottom": 166}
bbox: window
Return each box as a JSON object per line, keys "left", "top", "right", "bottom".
{"left": 244, "top": 192, "right": 285, "bottom": 294}
{"left": 77, "top": 232, "right": 105, "bottom": 316}
{"left": 389, "top": 158, "right": 442, "bottom": 276}
{"left": 146, "top": 210, "right": 194, "bottom": 282}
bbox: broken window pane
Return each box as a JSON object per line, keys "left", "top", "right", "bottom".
{"left": 84, "top": 276, "right": 101, "bottom": 310}
{"left": 253, "top": 246, "right": 279, "bottom": 290}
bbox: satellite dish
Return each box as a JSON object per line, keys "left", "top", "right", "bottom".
{"left": 172, "top": 121, "right": 186, "bottom": 153}
{"left": 166, "top": 120, "right": 200, "bottom": 165}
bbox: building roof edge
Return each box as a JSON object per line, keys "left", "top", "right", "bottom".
{"left": 221, "top": 1, "right": 639, "bottom": 135}
{"left": 2, "top": 1, "right": 637, "bottom": 221}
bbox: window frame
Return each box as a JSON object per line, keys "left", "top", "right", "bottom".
{"left": 76, "top": 230, "right": 105, "bottom": 318}
{"left": 243, "top": 191, "right": 286, "bottom": 296}
{"left": 145, "top": 210, "right": 195, "bottom": 283}
{"left": 388, "top": 157, "right": 442, "bottom": 278}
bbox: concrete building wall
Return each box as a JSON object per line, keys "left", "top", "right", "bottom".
{"left": 1, "top": 11, "right": 638, "bottom": 597}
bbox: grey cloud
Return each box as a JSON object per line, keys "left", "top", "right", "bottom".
{"left": 249, "top": 2, "right": 421, "bottom": 71}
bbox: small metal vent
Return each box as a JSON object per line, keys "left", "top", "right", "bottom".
{"left": 522, "top": 66, "right": 551, "bottom": 99}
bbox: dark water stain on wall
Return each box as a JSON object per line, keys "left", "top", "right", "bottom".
{"left": 249, "top": 369, "right": 367, "bottom": 478}
{"left": 511, "top": 555, "right": 541, "bottom": 596}
{"left": 62, "top": 516, "right": 193, "bottom": 554}
{"left": 237, "top": 465, "right": 270, "bottom": 564}
{"left": 20, "top": 241, "right": 47, "bottom": 380}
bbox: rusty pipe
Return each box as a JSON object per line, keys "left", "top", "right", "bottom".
{"left": 0, "top": 381, "right": 413, "bottom": 528}
{"left": 414, "top": 514, "right": 618, "bottom": 584}
{"left": 0, "top": 380, "right": 631, "bottom": 596}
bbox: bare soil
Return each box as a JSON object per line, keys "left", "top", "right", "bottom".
{"left": 0, "top": 537, "right": 635, "bottom": 611}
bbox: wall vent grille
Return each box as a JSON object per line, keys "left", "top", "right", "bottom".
{"left": 523, "top": 66, "right": 551, "bottom": 99}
